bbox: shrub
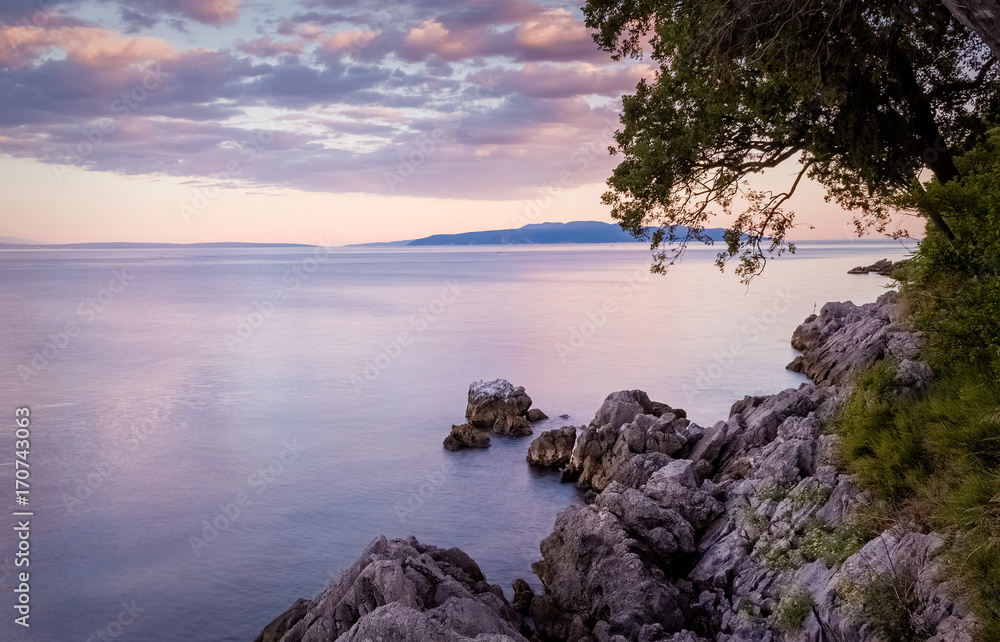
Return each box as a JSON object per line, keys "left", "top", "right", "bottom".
{"left": 774, "top": 588, "right": 814, "bottom": 632}
{"left": 835, "top": 128, "right": 1000, "bottom": 641}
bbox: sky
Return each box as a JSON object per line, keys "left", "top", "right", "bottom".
{"left": 0, "top": 0, "right": 912, "bottom": 245}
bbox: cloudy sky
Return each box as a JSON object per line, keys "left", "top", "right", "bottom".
{"left": 0, "top": 0, "right": 879, "bottom": 245}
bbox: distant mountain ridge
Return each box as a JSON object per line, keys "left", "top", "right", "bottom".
{"left": 0, "top": 242, "right": 314, "bottom": 250}
{"left": 0, "top": 235, "right": 44, "bottom": 245}
{"left": 378, "top": 221, "right": 729, "bottom": 246}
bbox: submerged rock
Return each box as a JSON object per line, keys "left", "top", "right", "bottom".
{"left": 443, "top": 424, "right": 490, "bottom": 451}
{"left": 526, "top": 408, "right": 548, "bottom": 423}
{"left": 526, "top": 426, "right": 577, "bottom": 468}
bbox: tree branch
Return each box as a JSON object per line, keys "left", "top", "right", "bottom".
{"left": 928, "top": 56, "right": 998, "bottom": 99}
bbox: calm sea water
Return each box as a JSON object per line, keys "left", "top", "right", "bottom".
{"left": 0, "top": 241, "right": 909, "bottom": 642}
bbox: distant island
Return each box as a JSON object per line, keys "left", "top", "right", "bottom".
{"left": 353, "top": 221, "right": 730, "bottom": 247}
{"left": 0, "top": 222, "right": 736, "bottom": 250}
{"left": 0, "top": 241, "right": 316, "bottom": 250}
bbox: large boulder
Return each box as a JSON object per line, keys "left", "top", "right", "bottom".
{"left": 466, "top": 379, "right": 533, "bottom": 435}
{"left": 531, "top": 504, "right": 688, "bottom": 641}
{"left": 444, "top": 424, "right": 490, "bottom": 451}
{"left": 254, "top": 536, "right": 528, "bottom": 642}
{"left": 526, "top": 426, "right": 577, "bottom": 468}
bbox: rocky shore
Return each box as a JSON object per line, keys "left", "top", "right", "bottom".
{"left": 255, "top": 292, "right": 975, "bottom": 642}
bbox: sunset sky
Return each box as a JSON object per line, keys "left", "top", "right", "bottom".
{"left": 0, "top": 0, "right": 911, "bottom": 245}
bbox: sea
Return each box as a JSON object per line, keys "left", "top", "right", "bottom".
{"left": 0, "top": 240, "right": 911, "bottom": 641}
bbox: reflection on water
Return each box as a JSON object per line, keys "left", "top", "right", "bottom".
{"left": 0, "top": 241, "right": 910, "bottom": 641}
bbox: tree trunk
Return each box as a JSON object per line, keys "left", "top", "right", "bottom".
{"left": 941, "top": 0, "right": 1000, "bottom": 60}
{"left": 890, "top": 49, "right": 960, "bottom": 240}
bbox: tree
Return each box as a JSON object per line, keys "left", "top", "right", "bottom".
{"left": 583, "top": 0, "right": 1000, "bottom": 281}
{"left": 942, "top": 0, "right": 1000, "bottom": 60}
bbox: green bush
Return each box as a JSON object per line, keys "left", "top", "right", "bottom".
{"left": 774, "top": 588, "right": 814, "bottom": 633}
{"left": 835, "top": 127, "right": 1000, "bottom": 641}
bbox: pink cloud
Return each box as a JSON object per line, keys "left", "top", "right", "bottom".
{"left": 512, "top": 9, "right": 593, "bottom": 58}
{"left": 317, "top": 29, "right": 378, "bottom": 55}
{"left": 176, "top": 0, "right": 239, "bottom": 26}
{"left": 0, "top": 24, "right": 177, "bottom": 68}
{"left": 236, "top": 35, "right": 303, "bottom": 57}
{"left": 468, "top": 62, "right": 653, "bottom": 99}
{"left": 396, "top": 8, "right": 607, "bottom": 63}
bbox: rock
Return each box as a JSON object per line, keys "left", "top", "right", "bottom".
{"left": 532, "top": 504, "right": 687, "bottom": 641}
{"left": 590, "top": 390, "right": 684, "bottom": 429}
{"left": 526, "top": 408, "right": 548, "bottom": 422}
{"left": 847, "top": 258, "right": 895, "bottom": 276}
{"left": 444, "top": 424, "right": 491, "bottom": 451}
{"left": 494, "top": 415, "right": 532, "bottom": 437}
{"left": 262, "top": 295, "right": 968, "bottom": 642}
{"left": 896, "top": 358, "right": 934, "bottom": 394}
{"left": 786, "top": 291, "right": 922, "bottom": 386}
{"left": 643, "top": 460, "right": 724, "bottom": 530}
{"left": 254, "top": 536, "right": 527, "bottom": 642}
{"left": 564, "top": 395, "right": 700, "bottom": 492}
{"left": 729, "top": 395, "right": 768, "bottom": 418}
{"left": 610, "top": 452, "right": 674, "bottom": 489}
{"left": 336, "top": 602, "right": 527, "bottom": 642}
{"left": 466, "top": 379, "right": 532, "bottom": 428}
{"left": 527, "top": 426, "right": 577, "bottom": 467}
{"left": 511, "top": 578, "right": 534, "bottom": 614}
{"left": 253, "top": 598, "right": 312, "bottom": 642}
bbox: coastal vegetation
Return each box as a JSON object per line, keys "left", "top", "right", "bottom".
{"left": 836, "top": 129, "right": 1000, "bottom": 639}
{"left": 581, "top": 1, "right": 1000, "bottom": 633}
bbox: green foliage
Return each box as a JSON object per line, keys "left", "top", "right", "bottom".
{"left": 582, "top": 0, "right": 999, "bottom": 281}
{"left": 854, "top": 560, "right": 933, "bottom": 642}
{"left": 789, "top": 480, "right": 833, "bottom": 509}
{"left": 758, "top": 481, "right": 793, "bottom": 503}
{"left": 798, "top": 521, "right": 867, "bottom": 566}
{"left": 836, "top": 363, "right": 1000, "bottom": 639}
{"left": 774, "top": 588, "right": 814, "bottom": 633}
{"left": 834, "top": 133, "right": 1000, "bottom": 639}
{"left": 898, "top": 128, "right": 1000, "bottom": 367}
